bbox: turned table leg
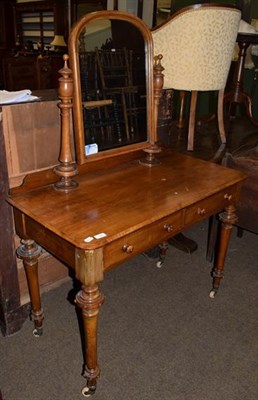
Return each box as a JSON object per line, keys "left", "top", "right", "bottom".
{"left": 17, "top": 239, "right": 43, "bottom": 336}
{"left": 209, "top": 205, "right": 238, "bottom": 298}
{"left": 75, "top": 284, "right": 105, "bottom": 397}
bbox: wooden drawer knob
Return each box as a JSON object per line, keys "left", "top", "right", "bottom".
{"left": 164, "top": 223, "right": 173, "bottom": 232}
{"left": 122, "top": 244, "right": 134, "bottom": 253}
{"left": 198, "top": 207, "right": 206, "bottom": 216}
{"left": 224, "top": 193, "right": 232, "bottom": 201}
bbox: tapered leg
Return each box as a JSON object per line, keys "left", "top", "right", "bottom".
{"left": 17, "top": 239, "right": 43, "bottom": 336}
{"left": 187, "top": 90, "right": 198, "bottom": 151}
{"left": 217, "top": 89, "right": 227, "bottom": 144}
{"left": 210, "top": 204, "right": 238, "bottom": 298}
{"left": 177, "top": 90, "right": 186, "bottom": 129}
{"left": 75, "top": 284, "right": 105, "bottom": 396}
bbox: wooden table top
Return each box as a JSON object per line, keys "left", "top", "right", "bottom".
{"left": 9, "top": 150, "right": 245, "bottom": 251}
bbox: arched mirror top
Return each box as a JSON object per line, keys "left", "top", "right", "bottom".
{"left": 68, "top": 10, "right": 155, "bottom": 165}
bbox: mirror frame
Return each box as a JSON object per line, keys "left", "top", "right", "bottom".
{"left": 68, "top": 10, "right": 155, "bottom": 165}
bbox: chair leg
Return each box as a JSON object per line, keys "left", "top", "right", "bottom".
{"left": 187, "top": 90, "right": 198, "bottom": 151}
{"left": 177, "top": 90, "right": 186, "bottom": 129}
{"left": 237, "top": 227, "right": 244, "bottom": 238}
{"left": 121, "top": 91, "right": 130, "bottom": 141}
{"left": 217, "top": 89, "right": 227, "bottom": 144}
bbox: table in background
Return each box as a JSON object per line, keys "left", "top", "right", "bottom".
{"left": 224, "top": 32, "right": 258, "bottom": 126}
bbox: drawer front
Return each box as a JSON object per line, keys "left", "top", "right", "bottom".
{"left": 184, "top": 187, "right": 236, "bottom": 226}
{"left": 104, "top": 211, "right": 183, "bottom": 270}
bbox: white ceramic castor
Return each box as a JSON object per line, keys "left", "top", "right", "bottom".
{"left": 81, "top": 386, "right": 96, "bottom": 397}
{"left": 209, "top": 290, "right": 217, "bottom": 299}
{"left": 156, "top": 260, "right": 163, "bottom": 268}
{"left": 32, "top": 327, "right": 43, "bottom": 337}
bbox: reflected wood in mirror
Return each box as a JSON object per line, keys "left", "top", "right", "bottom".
{"left": 68, "top": 10, "right": 155, "bottom": 165}
{"left": 71, "top": 0, "right": 108, "bottom": 23}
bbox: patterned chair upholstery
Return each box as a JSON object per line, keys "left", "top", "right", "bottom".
{"left": 152, "top": 4, "right": 241, "bottom": 151}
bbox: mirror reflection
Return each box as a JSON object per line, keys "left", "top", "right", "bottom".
{"left": 77, "top": 18, "right": 147, "bottom": 155}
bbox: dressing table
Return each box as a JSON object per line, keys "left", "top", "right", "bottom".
{"left": 7, "top": 11, "right": 246, "bottom": 397}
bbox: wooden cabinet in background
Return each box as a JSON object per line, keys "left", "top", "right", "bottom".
{"left": 2, "top": 54, "right": 63, "bottom": 91}
{"left": 0, "top": 0, "right": 15, "bottom": 88}
{"left": 14, "top": 1, "right": 68, "bottom": 48}
{"left": 1, "top": 0, "right": 68, "bottom": 91}
{"left": 0, "top": 94, "right": 72, "bottom": 336}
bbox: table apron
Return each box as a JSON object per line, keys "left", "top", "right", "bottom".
{"left": 13, "top": 183, "right": 240, "bottom": 279}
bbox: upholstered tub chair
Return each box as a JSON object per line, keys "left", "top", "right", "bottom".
{"left": 152, "top": 4, "right": 241, "bottom": 151}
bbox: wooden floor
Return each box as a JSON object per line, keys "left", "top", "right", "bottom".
{"left": 158, "top": 113, "right": 258, "bottom": 162}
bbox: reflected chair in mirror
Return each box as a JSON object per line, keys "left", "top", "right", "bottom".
{"left": 79, "top": 46, "right": 122, "bottom": 150}
{"left": 95, "top": 46, "right": 146, "bottom": 143}
{"left": 152, "top": 4, "right": 241, "bottom": 151}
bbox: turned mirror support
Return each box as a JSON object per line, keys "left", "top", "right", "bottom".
{"left": 139, "top": 54, "right": 164, "bottom": 166}
{"left": 54, "top": 55, "right": 78, "bottom": 192}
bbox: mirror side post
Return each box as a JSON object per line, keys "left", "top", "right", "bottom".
{"left": 54, "top": 54, "right": 78, "bottom": 191}
{"left": 139, "top": 53, "right": 164, "bottom": 166}
{"left": 153, "top": 54, "right": 164, "bottom": 143}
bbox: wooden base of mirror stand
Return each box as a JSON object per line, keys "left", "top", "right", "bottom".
{"left": 139, "top": 144, "right": 161, "bottom": 166}
{"left": 54, "top": 164, "right": 78, "bottom": 192}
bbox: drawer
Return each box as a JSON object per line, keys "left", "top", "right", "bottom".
{"left": 103, "top": 211, "right": 183, "bottom": 270}
{"left": 184, "top": 187, "right": 236, "bottom": 226}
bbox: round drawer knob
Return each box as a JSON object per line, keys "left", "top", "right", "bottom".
{"left": 224, "top": 193, "right": 232, "bottom": 201}
{"left": 122, "top": 244, "right": 134, "bottom": 253}
{"left": 164, "top": 223, "right": 173, "bottom": 232}
{"left": 198, "top": 207, "right": 206, "bottom": 216}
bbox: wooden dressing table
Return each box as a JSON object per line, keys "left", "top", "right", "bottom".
{"left": 7, "top": 11, "right": 246, "bottom": 397}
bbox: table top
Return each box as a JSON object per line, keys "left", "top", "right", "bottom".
{"left": 9, "top": 150, "right": 246, "bottom": 252}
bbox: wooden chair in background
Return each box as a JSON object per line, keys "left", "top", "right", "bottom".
{"left": 152, "top": 4, "right": 241, "bottom": 151}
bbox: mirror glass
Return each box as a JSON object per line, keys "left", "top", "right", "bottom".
{"left": 69, "top": 11, "right": 154, "bottom": 164}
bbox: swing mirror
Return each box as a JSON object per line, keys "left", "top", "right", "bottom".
{"left": 68, "top": 10, "right": 155, "bottom": 165}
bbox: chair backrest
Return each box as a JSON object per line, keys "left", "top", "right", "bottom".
{"left": 152, "top": 4, "right": 241, "bottom": 91}
{"left": 95, "top": 47, "right": 133, "bottom": 90}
